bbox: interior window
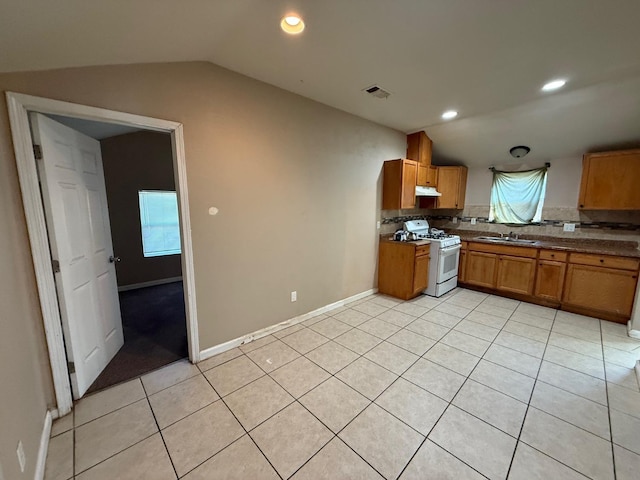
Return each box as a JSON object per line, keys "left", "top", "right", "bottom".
{"left": 138, "top": 190, "right": 181, "bottom": 257}
{"left": 489, "top": 167, "right": 548, "bottom": 224}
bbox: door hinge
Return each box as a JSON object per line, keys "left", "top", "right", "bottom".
{"left": 33, "top": 144, "right": 43, "bottom": 160}
{"left": 67, "top": 361, "right": 75, "bottom": 374}
{"left": 52, "top": 259, "right": 60, "bottom": 273}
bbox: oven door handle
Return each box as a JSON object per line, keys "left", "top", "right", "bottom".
{"left": 439, "top": 244, "right": 462, "bottom": 253}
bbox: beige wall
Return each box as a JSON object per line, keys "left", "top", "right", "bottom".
{"left": 0, "top": 61, "right": 404, "bottom": 476}
{"left": 465, "top": 156, "right": 582, "bottom": 207}
{"left": 101, "top": 131, "right": 182, "bottom": 287}
{"left": 0, "top": 109, "right": 54, "bottom": 477}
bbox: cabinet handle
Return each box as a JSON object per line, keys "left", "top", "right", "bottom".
{"left": 550, "top": 254, "right": 555, "bottom": 258}
{"left": 600, "top": 259, "right": 604, "bottom": 263}
{"left": 579, "top": 204, "right": 584, "bottom": 208}
{"left": 633, "top": 276, "right": 637, "bottom": 279}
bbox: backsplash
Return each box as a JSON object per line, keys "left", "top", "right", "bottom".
{"left": 380, "top": 205, "right": 640, "bottom": 245}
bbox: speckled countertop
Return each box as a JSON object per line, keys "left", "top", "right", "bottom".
{"left": 452, "top": 229, "right": 640, "bottom": 258}
{"left": 380, "top": 236, "right": 431, "bottom": 247}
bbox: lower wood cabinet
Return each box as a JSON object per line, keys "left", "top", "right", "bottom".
{"left": 458, "top": 242, "right": 468, "bottom": 283}
{"left": 378, "top": 241, "right": 430, "bottom": 300}
{"left": 464, "top": 242, "right": 536, "bottom": 294}
{"left": 465, "top": 251, "right": 497, "bottom": 288}
{"left": 496, "top": 255, "right": 536, "bottom": 295}
{"left": 460, "top": 242, "right": 640, "bottom": 323}
{"left": 534, "top": 260, "right": 566, "bottom": 301}
{"left": 563, "top": 259, "right": 639, "bottom": 319}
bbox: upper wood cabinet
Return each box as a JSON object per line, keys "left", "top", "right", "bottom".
{"left": 417, "top": 165, "right": 438, "bottom": 187}
{"left": 407, "top": 131, "right": 432, "bottom": 166}
{"left": 408, "top": 132, "right": 438, "bottom": 188}
{"left": 434, "top": 166, "right": 468, "bottom": 209}
{"left": 382, "top": 159, "right": 418, "bottom": 210}
{"left": 578, "top": 149, "right": 640, "bottom": 210}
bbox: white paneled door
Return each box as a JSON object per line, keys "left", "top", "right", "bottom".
{"left": 30, "top": 113, "right": 123, "bottom": 399}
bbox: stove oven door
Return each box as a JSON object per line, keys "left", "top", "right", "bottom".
{"left": 438, "top": 244, "right": 462, "bottom": 283}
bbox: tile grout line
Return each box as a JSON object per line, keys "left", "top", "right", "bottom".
{"left": 601, "top": 319, "right": 619, "bottom": 480}
{"left": 65, "top": 290, "right": 639, "bottom": 479}
{"left": 198, "top": 369, "right": 287, "bottom": 480}
{"left": 503, "top": 304, "right": 557, "bottom": 479}
{"left": 140, "top": 380, "right": 180, "bottom": 479}
{"left": 407, "top": 293, "right": 539, "bottom": 479}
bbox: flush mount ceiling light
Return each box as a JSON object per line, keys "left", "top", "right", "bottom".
{"left": 441, "top": 110, "right": 458, "bottom": 120}
{"left": 280, "top": 14, "right": 305, "bottom": 34}
{"left": 510, "top": 145, "right": 531, "bottom": 158}
{"left": 541, "top": 79, "right": 566, "bottom": 92}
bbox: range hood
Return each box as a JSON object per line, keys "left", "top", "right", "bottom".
{"left": 415, "top": 186, "right": 442, "bottom": 197}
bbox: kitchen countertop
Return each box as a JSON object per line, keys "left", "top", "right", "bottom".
{"left": 380, "top": 236, "right": 431, "bottom": 247}
{"left": 452, "top": 229, "right": 640, "bottom": 258}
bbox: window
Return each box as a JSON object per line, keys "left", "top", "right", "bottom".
{"left": 489, "top": 167, "right": 548, "bottom": 224}
{"left": 138, "top": 190, "right": 181, "bottom": 257}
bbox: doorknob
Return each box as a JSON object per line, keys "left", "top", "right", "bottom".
{"left": 109, "top": 255, "right": 121, "bottom": 263}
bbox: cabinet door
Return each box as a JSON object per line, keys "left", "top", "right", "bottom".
{"left": 417, "top": 165, "right": 428, "bottom": 186}
{"left": 407, "top": 131, "right": 432, "bottom": 165}
{"left": 401, "top": 160, "right": 417, "bottom": 208}
{"left": 495, "top": 255, "right": 536, "bottom": 295}
{"left": 563, "top": 264, "right": 638, "bottom": 316}
{"left": 459, "top": 249, "right": 467, "bottom": 283}
{"left": 534, "top": 260, "right": 566, "bottom": 301}
{"left": 426, "top": 166, "right": 438, "bottom": 186}
{"left": 436, "top": 167, "right": 460, "bottom": 209}
{"left": 465, "top": 251, "right": 497, "bottom": 288}
{"left": 413, "top": 254, "right": 430, "bottom": 293}
{"left": 579, "top": 150, "right": 640, "bottom": 210}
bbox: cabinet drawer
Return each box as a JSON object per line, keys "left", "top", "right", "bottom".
{"left": 539, "top": 250, "right": 567, "bottom": 262}
{"left": 569, "top": 253, "right": 640, "bottom": 271}
{"left": 468, "top": 242, "right": 537, "bottom": 258}
{"left": 415, "top": 244, "right": 431, "bottom": 257}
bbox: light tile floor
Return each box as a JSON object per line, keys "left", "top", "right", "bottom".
{"left": 45, "top": 288, "right": 640, "bottom": 480}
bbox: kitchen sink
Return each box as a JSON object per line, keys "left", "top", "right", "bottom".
{"left": 474, "top": 236, "right": 538, "bottom": 245}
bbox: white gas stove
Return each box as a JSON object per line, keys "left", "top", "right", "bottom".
{"left": 403, "top": 220, "right": 461, "bottom": 297}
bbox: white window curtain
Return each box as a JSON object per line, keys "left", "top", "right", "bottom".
{"left": 138, "top": 190, "right": 182, "bottom": 257}
{"left": 489, "top": 167, "right": 548, "bottom": 224}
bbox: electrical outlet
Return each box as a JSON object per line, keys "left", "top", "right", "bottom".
{"left": 376, "top": 221, "right": 380, "bottom": 230}
{"left": 452, "top": 216, "right": 458, "bottom": 224}
{"left": 290, "top": 291, "right": 297, "bottom": 302}
{"left": 563, "top": 223, "right": 576, "bottom": 232}
{"left": 16, "top": 441, "right": 25, "bottom": 473}
{"left": 470, "top": 218, "right": 477, "bottom": 225}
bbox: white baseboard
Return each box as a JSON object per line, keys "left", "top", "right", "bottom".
{"left": 199, "top": 288, "right": 377, "bottom": 362}
{"left": 118, "top": 276, "right": 183, "bottom": 292}
{"left": 627, "top": 321, "right": 640, "bottom": 339}
{"left": 34, "top": 411, "right": 52, "bottom": 480}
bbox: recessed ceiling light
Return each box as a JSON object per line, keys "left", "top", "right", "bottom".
{"left": 541, "top": 79, "right": 566, "bottom": 92}
{"left": 441, "top": 110, "right": 458, "bottom": 120}
{"left": 280, "top": 14, "right": 305, "bottom": 34}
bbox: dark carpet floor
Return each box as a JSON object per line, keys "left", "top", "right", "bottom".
{"left": 86, "top": 281, "right": 187, "bottom": 394}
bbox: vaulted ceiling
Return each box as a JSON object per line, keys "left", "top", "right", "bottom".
{"left": 1, "top": 0, "right": 639, "bottom": 166}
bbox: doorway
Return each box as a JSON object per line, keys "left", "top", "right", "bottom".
{"left": 7, "top": 92, "right": 200, "bottom": 416}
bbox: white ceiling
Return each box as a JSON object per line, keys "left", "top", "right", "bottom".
{"left": 2, "top": 0, "right": 640, "bottom": 166}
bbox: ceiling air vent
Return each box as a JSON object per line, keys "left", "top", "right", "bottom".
{"left": 363, "top": 85, "right": 391, "bottom": 99}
